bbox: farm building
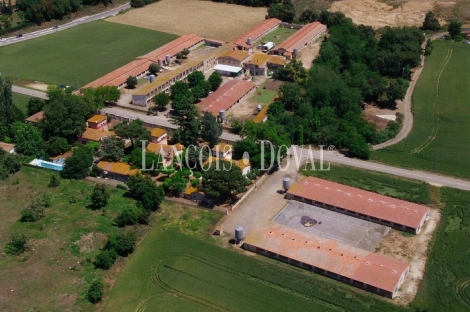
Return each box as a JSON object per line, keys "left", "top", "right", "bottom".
{"left": 217, "top": 50, "right": 249, "bottom": 67}
{"left": 243, "top": 54, "right": 287, "bottom": 77}
{"left": 232, "top": 18, "right": 281, "bottom": 51}
{"left": 79, "top": 128, "right": 115, "bottom": 144}
{"left": 25, "top": 111, "right": 44, "bottom": 123}
{"left": 270, "top": 22, "right": 326, "bottom": 58}
{"left": 0, "top": 142, "right": 16, "bottom": 154}
{"left": 83, "top": 34, "right": 204, "bottom": 89}
{"left": 243, "top": 222, "right": 409, "bottom": 299}
{"left": 132, "top": 44, "right": 235, "bottom": 106}
{"left": 286, "top": 177, "right": 431, "bottom": 234}
{"left": 197, "top": 80, "right": 256, "bottom": 116}
{"left": 97, "top": 161, "right": 140, "bottom": 182}
{"left": 147, "top": 142, "right": 184, "bottom": 166}
{"left": 87, "top": 114, "right": 108, "bottom": 131}
{"left": 205, "top": 38, "right": 226, "bottom": 48}
{"left": 203, "top": 156, "right": 251, "bottom": 175}
{"left": 150, "top": 127, "right": 168, "bottom": 144}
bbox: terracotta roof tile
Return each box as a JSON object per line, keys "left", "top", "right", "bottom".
{"left": 198, "top": 80, "right": 256, "bottom": 115}
{"left": 81, "top": 128, "right": 115, "bottom": 142}
{"left": 151, "top": 127, "right": 167, "bottom": 138}
{"left": 244, "top": 222, "right": 409, "bottom": 293}
{"left": 287, "top": 177, "right": 430, "bottom": 229}
{"left": 0, "top": 142, "right": 15, "bottom": 153}
{"left": 275, "top": 22, "right": 326, "bottom": 53}
{"left": 233, "top": 18, "right": 281, "bottom": 48}
{"left": 87, "top": 114, "right": 107, "bottom": 123}
{"left": 97, "top": 161, "right": 140, "bottom": 176}
{"left": 25, "top": 111, "right": 44, "bottom": 123}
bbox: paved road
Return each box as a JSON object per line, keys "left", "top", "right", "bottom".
{"left": 0, "top": 3, "right": 130, "bottom": 47}
{"left": 12, "top": 85, "right": 48, "bottom": 99}
{"left": 289, "top": 146, "right": 470, "bottom": 191}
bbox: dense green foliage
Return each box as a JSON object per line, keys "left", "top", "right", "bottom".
{"left": 371, "top": 41, "right": 470, "bottom": 179}
{"left": 87, "top": 278, "right": 104, "bottom": 303}
{"left": 201, "top": 160, "right": 247, "bottom": 202}
{"left": 82, "top": 85, "right": 121, "bottom": 108}
{"left": 48, "top": 174, "right": 60, "bottom": 188}
{"left": 26, "top": 98, "right": 45, "bottom": 116}
{"left": 90, "top": 184, "right": 110, "bottom": 209}
{"left": 20, "top": 194, "right": 51, "bottom": 222}
{"left": 200, "top": 112, "right": 222, "bottom": 147}
{"left": 126, "top": 76, "right": 138, "bottom": 89}
{"left": 267, "top": 0, "right": 294, "bottom": 22}
{"left": 61, "top": 145, "right": 94, "bottom": 179}
{"left": 5, "top": 233, "right": 27, "bottom": 255}
{"left": 45, "top": 136, "right": 69, "bottom": 157}
{"left": 0, "top": 76, "right": 25, "bottom": 138}
{"left": 0, "top": 21, "right": 177, "bottom": 87}
{"left": 0, "top": 149, "right": 22, "bottom": 180}
{"left": 114, "top": 119, "right": 151, "bottom": 148}
{"left": 106, "top": 231, "right": 137, "bottom": 257}
{"left": 94, "top": 249, "right": 118, "bottom": 270}
{"left": 152, "top": 92, "right": 170, "bottom": 111}
{"left": 130, "top": 0, "right": 160, "bottom": 8}
{"left": 11, "top": 121, "right": 44, "bottom": 156}
{"left": 448, "top": 20, "right": 462, "bottom": 39}
{"left": 126, "top": 173, "right": 164, "bottom": 211}
{"left": 421, "top": 11, "right": 441, "bottom": 31}
{"left": 208, "top": 71, "right": 223, "bottom": 91}
{"left": 100, "top": 136, "right": 125, "bottom": 162}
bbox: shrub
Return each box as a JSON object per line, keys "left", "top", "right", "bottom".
{"left": 87, "top": 278, "right": 104, "bottom": 303}
{"left": 20, "top": 208, "right": 42, "bottom": 222}
{"left": 5, "top": 233, "right": 27, "bottom": 255}
{"left": 90, "top": 184, "right": 110, "bottom": 209}
{"left": 94, "top": 250, "right": 118, "bottom": 270}
{"left": 193, "top": 171, "right": 202, "bottom": 179}
{"left": 114, "top": 208, "right": 139, "bottom": 227}
{"left": 48, "top": 174, "right": 60, "bottom": 188}
{"left": 106, "top": 231, "right": 136, "bottom": 257}
{"left": 191, "top": 179, "right": 199, "bottom": 187}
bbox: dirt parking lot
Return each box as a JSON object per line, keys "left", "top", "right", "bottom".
{"left": 107, "top": 0, "right": 268, "bottom": 41}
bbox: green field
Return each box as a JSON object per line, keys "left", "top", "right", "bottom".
{"left": 12, "top": 92, "right": 31, "bottom": 114}
{"left": 103, "top": 226, "right": 403, "bottom": 312}
{"left": 0, "top": 21, "right": 177, "bottom": 87}
{"left": 258, "top": 27, "right": 297, "bottom": 45}
{"left": 371, "top": 41, "right": 470, "bottom": 179}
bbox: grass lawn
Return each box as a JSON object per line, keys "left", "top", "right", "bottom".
{"left": 12, "top": 92, "right": 31, "bottom": 114}
{"left": 250, "top": 81, "right": 278, "bottom": 105}
{"left": 371, "top": 41, "right": 470, "bottom": 179}
{"left": 0, "top": 166, "right": 141, "bottom": 311}
{"left": 258, "top": 27, "right": 297, "bottom": 45}
{"left": 0, "top": 20, "right": 177, "bottom": 87}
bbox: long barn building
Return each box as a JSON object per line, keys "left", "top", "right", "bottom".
{"left": 286, "top": 177, "right": 430, "bottom": 234}
{"left": 243, "top": 222, "right": 409, "bottom": 299}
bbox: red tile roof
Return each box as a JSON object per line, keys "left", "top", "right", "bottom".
{"left": 0, "top": 142, "right": 15, "bottom": 153}
{"left": 275, "top": 22, "right": 326, "bottom": 53}
{"left": 198, "top": 80, "right": 256, "bottom": 115}
{"left": 244, "top": 222, "right": 409, "bottom": 293}
{"left": 83, "top": 34, "right": 204, "bottom": 89}
{"left": 25, "top": 111, "right": 44, "bottom": 123}
{"left": 233, "top": 18, "right": 281, "bottom": 49}
{"left": 287, "top": 177, "right": 430, "bottom": 229}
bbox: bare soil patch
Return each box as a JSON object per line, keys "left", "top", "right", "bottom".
{"left": 377, "top": 209, "right": 441, "bottom": 305}
{"left": 25, "top": 83, "right": 50, "bottom": 92}
{"left": 265, "top": 79, "right": 283, "bottom": 91}
{"left": 364, "top": 99, "right": 404, "bottom": 130}
{"left": 329, "top": 0, "right": 451, "bottom": 28}
{"left": 298, "top": 40, "right": 321, "bottom": 69}
{"left": 107, "top": 0, "right": 268, "bottom": 41}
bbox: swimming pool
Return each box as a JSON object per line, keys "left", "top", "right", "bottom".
{"left": 30, "top": 159, "right": 64, "bottom": 171}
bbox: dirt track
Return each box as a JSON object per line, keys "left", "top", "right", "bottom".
{"left": 107, "top": 0, "right": 267, "bottom": 41}
{"left": 329, "top": 0, "right": 450, "bottom": 28}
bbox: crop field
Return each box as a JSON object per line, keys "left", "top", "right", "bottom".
{"left": 0, "top": 21, "right": 177, "bottom": 87}
{"left": 371, "top": 41, "right": 470, "bottom": 179}
{"left": 258, "top": 27, "right": 297, "bottom": 45}
{"left": 103, "top": 228, "right": 403, "bottom": 312}
{"left": 106, "top": 0, "right": 268, "bottom": 41}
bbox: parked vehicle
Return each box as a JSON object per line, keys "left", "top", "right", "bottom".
{"left": 16, "top": 34, "right": 23, "bottom": 38}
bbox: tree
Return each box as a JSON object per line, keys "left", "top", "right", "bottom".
{"left": 48, "top": 174, "right": 60, "bottom": 188}
{"left": 421, "top": 11, "right": 440, "bottom": 31}
{"left": 100, "top": 136, "right": 124, "bottom": 162}
{"left": 27, "top": 97, "right": 45, "bottom": 116}
{"left": 90, "top": 184, "right": 110, "bottom": 209}
{"left": 184, "top": 146, "right": 209, "bottom": 170}
{"left": 106, "top": 231, "right": 136, "bottom": 257}
{"left": 45, "top": 136, "right": 69, "bottom": 157}
{"left": 187, "top": 71, "right": 205, "bottom": 88}
{"left": 272, "top": 59, "right": 307, "bottom": 83}
{"left": 126, "top": 76, "right": 138, "bottom": 89}
{"left": 148, "top": 63, "right": 160, "bottom": 75}
{"left": 125, "top": 148, "right": 162, "bottom": 172}
{"left": 5, "top": 233, "right": 27, "bottom": 255}
{"left": 267, "top": 0, "right": 295, "bottom": 23}
{"left": 94, "top": 249, "right": 117, "bottom": 270}
{"left": 176, "top": 52, "right": 184, "bottom": 61}
{"left": 191, "top": 84, "right": 207, "bottom": 101}
{"left": 114, "top": 119, "right": 151, "bottom": 148}
{"left": 202, "top": 160, "right": 247, "bottom": 202}
{"left": 92, "top": 86, "right": 121, "bottom": 107}
{"left": 126, "top": 173, "right": 164, "bottom": 211}
{"left": 11, "top": 122, "right": 44, "bottom": 156}
{"left": 448, "top": 20, "right": 462, "bottom": 39}
{"left": 181, "top": 48, "right": 190, "bottom": 58}
{"left": 386, "top": 78, "right": 409, "bottom": 101}
{"left": 200, "top": 112, "right": 222, "bottom": 147}
{"left": 299, "top": 8, "right": 319, "bottom": 23}
{"left": 114, "top": 207, "right": 139, "bottom": 227}
{"left": 208, "top": 71, "right": 223, "bottom": 91}
{"left": 87, "top": 279, "right": 104, "bottom": 303}
{"left": 0, "top": 151, "right": 22, "bottom": 178}
{"left": 0, "top": 76, "right": 14, "bottom": 130}
{"left": 61, "top": 145, "right": 93, "bottom": 179}
{"left": 153, "top": 92, "right": 170, "bottom": 111}
{"left": 278, "top": 83, "right": 303, "bottom": 111}
{"left": 42, "top": 91, "right": 88, "bottom": 143}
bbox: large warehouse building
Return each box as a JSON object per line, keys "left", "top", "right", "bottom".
{"left": 243, "top": 222, "right": 409, "bottom": 298}
{"left": 198, "top": 80, "right": 256, "bottom": 116}
{"left": 270, "top": 22, "right": 326, "bottom": 59}
{"left": 286, "top": 177, "right": 430, "bottom": 234}
{"left": 83, "top": 34, "right": 204, "bottom": 89}
{"left": 232, "top": 18, "right": 281, "bottom": 51}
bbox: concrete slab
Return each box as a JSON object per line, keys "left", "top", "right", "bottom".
{"left": 272, "top": 200, "right": 389, "bottom": 252}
